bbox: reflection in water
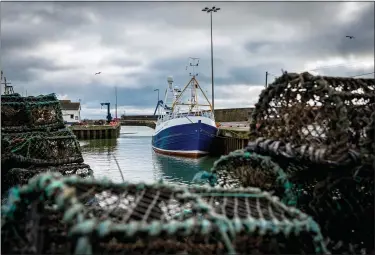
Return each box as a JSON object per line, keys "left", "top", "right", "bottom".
{"left": 80, "top": 139, "right": 118, "bottom": 154}
{"left": 80, "top": 126, "right": 219, "bottom": 185}
{"left": 152, "top": 153, "right": 218, "bottom": 185}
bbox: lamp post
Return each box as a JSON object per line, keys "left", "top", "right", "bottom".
{"left": 154, "top": 88, "right": 159, "bottom": 102}
{"left": 202, "top": 6, "right": 220, "bottom": 113}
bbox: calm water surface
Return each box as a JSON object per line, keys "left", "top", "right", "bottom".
{"left": 80, "top": 126, "right": 219, "bottom": 185}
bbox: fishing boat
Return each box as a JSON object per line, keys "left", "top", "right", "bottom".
{"left": 152, "top": 58, "right": 218, "bottom": 158}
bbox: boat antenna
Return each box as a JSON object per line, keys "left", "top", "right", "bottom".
{"left": 186, "top": 57, "right": 200, "bottom": 77}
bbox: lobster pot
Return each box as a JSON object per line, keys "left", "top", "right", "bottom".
{"left": 249, "top": 72, "right": 375, "bottom": 163}
{"left": 1, "top": 164, "right": 94, "bottom": 193}
{"left": 207, "top": 149, "right": 296, "bottom": 206}
{"left": 1, "top": 172, "right": 328, "bottom": 255}
{"left": 1, "top": 93, "right": 65, "bottom": 132}
{"left": 1, "top": 128, "right": 83, "bottom": 170}
{"left": 360, "top": 111, "right": 375, "bottom": 166}
{"left": 327, "top": 76, "right": 375, "bottom": 153}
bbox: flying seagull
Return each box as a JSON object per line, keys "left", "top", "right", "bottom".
{"left": 346, "top": 35, "right": 355, "bottom": 39}
{"left": 95, "top": 72, "right": 101, "bottom": 75}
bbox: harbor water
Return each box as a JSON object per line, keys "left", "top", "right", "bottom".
{"left": 80, "top": 126, "right": 219, "bottom": 185}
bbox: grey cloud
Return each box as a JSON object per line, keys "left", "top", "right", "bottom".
{"left": 1, "top": 1, "right": 373, "bottom": 117}
{"left": 245, "top": 3, "right": 374, "bottom": 60}
{"left": 99, "top": 57, "right": 142, "bottom": 68}
{"left": 1, "top": 50, "right": 80, "bottom": 83}
{"left": 1, "top": 2, "right": 96, "bottom": 52}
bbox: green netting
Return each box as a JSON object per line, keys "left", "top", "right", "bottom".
{"left": 1, "top": 93, "right": 65, "bottom": 132}
{"left": 1, "top": 164, "right": 94, "bottom": 194}
{"left": 194, "top": 150, "right": 296, "bottom": 206}
{"left": 1, "top": 93, "right": 90, "bottom": 194}
{"left": 1, "top": 172, "right": 329, "bottom": 255}
{"left": 1, "top": 128, "right": 84, "bottom": 169}
{"left": 198, "top": 148, "right": 374, "bottom": 254}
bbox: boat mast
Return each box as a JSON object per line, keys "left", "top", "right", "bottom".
{"left": 1, "top": 71, "right": 15, "bottom": 95}
{"left": 171, "top": 58, "right": 213, "bottom": 113}
{"left": 187, "top": 57, "right": 199, "bottom": 112}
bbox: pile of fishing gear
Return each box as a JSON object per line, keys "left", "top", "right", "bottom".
{"left": 1, "top": 93, "right": 93, "bottom": 192}
{"left": 201, "top": 72, "right": 374, "bottom": 254}
{"left": 2, "top": 73, "right": 374, "bottom": 254}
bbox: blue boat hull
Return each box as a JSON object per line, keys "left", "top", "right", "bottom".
{"left": 152, "top": 121, "right": 217, "bottom": 157}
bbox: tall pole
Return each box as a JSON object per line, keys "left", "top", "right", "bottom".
{"left": 210, "top": 11, "right": 214, "bottom": 113}
{"left": 115, "top": 86, "right": 118, "bottom": 120}
{"left": 202, "top": 6, "right": 220, "bottom": 114}
{"left": 265, "top": 71, "right": 268, "bottom": 88}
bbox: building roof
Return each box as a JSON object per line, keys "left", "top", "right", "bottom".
{"left": 59, "top": 100, "right": 80, "bottom": 111}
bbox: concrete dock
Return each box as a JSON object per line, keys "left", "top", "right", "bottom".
{"left": 214, "top": 123, "right": 250, "bottom": 155}
{"left": 69, "top": 123, "right": 121, "bottom": 139}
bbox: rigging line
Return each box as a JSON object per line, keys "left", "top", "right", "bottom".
{"left": 349, "top": 72, "right": 375, "bottom": 78}
{"left": 185, "top": 116, "right": 194, "bottom": 124}
{"left": 113, "top": 154, "right": 125, "bottom": 183}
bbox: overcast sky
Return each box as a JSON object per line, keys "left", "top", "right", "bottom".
{"left": 1, "top": 1, "right": 374, "bottom": 119}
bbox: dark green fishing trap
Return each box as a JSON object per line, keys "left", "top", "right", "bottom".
{"left": 194, "top": 150, "right": 296, "bottom": 206}
{"left": 2, "top": 128, "right": 84, "bottom": 169}
{"left": 1, "top": 164, "right": 93, "bottom": 193}
{"left": 1, "top": 93, "right": 90, "bottom": 196}
{"left": 1, "top": 93, "right": 65, "bottom": 132}
{"left": 1, "top": 172, "right": 329, "bottom": 255}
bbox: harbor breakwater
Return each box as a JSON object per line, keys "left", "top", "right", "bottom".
{"left": 120, "top": 107, "right": 254, "bottom": 122}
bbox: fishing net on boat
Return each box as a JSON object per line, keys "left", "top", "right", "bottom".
{"left": 1, "top": 172, "right": 329, "bottom": 255}
{"left": 1, "top": 93, "right": 65, "bottom": 132}
{"left": 1, "top": 128, "right": 84, "bottom": 170}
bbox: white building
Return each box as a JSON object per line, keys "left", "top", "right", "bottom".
{"left": 59, "top": 100, "right": 81, "bottom": 124}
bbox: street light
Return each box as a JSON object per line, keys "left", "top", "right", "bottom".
{"left": 154, "top": 88, "right": 159, "bottom": 102}
{"left": 202, "top": 6, "right": 220, "bottom": 113}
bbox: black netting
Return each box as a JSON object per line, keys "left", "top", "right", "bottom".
{"left": 1, "top": 93, "right": 65, "bottom": 132}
